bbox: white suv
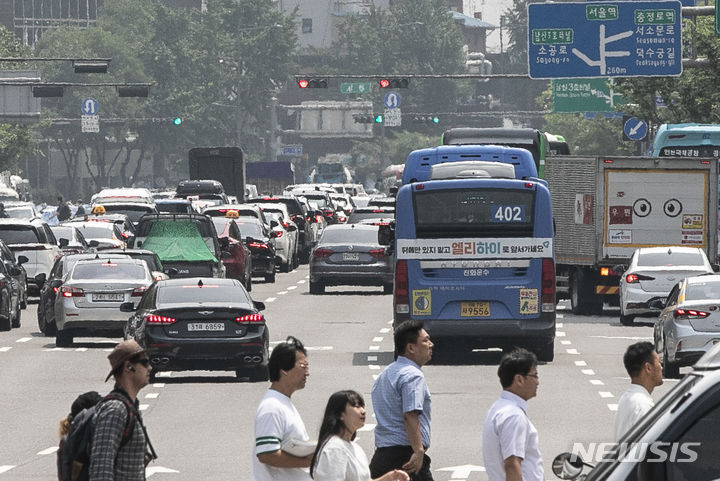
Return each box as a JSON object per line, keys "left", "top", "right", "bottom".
{"left": 0, "top": 219, "right": 62, "bottom": 296}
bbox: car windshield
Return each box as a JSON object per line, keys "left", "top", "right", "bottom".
{"left": 0, "top": 226, "right": 40, "bottom": 244}
{"left": 77, "top": 224, "right": 115, "bottom": 238}
{"left": 51, "top": 226, "right": 74, "bottom": 240}
{"left": 685, "top": 281, "right": 720, "bottom": 300}
{"left": 5, "top": 207, "right": 34, "bottom": 218}
{"left": 157, "top": 284, "right": 249, "bottom": 304}
{"left": 235, "top": 220, "right": 263, "bottom": 238}
{"left": 638, "top": 250, "right": 705, "bottom": 266}
{"left": 320, "top": 227, "right": 378, "bottom": 244}
{"left": 72, "top": 262, "right": 145, "bottom": 280}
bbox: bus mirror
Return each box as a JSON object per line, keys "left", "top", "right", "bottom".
{"left": 378, "top": 224, "right": 394, "bottom": 246}
{"left": 389, "top": 186, "right": 398, "bottom": 197}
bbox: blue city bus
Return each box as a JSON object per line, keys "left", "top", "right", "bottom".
{"left": 652, "top": 123, "right": 720, "bottom": 158}
{"left": 390, "top": 169, "right": 556, "bottom": 361}
{"left": 402, "top": 145, "right": 538, "bottom": 185}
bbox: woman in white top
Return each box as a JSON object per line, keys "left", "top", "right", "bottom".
{"left": 311, "top": 390, "right": 409, "bottom": 481}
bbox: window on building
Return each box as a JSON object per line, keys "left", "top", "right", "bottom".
{"left": 302, "top": 18, "right": 312, "bottom": 34}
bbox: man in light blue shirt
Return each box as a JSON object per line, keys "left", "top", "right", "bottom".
{"left": 370, "top": 320, "right": 434, "bottom": 481}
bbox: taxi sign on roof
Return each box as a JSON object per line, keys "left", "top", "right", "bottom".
{"left": 225, "top": 210, "right": 239, "bottom": 219}
{"left": 91, "top": 205, "right": 106, "bottom": 215}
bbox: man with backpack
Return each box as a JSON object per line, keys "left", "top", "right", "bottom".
{"left": 90, "top": 339, "right": 156, "bottom": 480}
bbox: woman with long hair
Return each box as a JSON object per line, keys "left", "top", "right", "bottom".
{"left": 311, "top": 390, "right": 409, "bottom": 481}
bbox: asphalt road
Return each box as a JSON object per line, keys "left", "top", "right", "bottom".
{"left": 0, "top": 266, "right": 679, "bottom": 480}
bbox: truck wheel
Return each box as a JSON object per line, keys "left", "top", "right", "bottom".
{"left": 569, "top": 271, "right": 586, "bottom": 315}
{"left": 0, "top": 315, "right": 9, "bottom": 332}
{"left": 55, "top": 329, "right": 73, "bottom": 347}
{"left": 536, "top": 341, "right": 555, "bottom": 363}
{"left": 265, "top": 271, "right": 276, "bottom": 283}
{"left": 309, "top": 281, "right": 325, "bottom": 294}
{"left": 570, "top": 270, "right": 603, "bottom": 315}
{"left": 280, "top": 260, "right": 290, "bottom": 273}
{"left": 11, "top": 306, "right": 20, "bottom": 328}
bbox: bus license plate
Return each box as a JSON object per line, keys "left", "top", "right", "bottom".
{"left": 460, "top": 302, "right": 490, "bottom": 317}
{"left": 342, "top": 252, "right": 360, "bottom": 261}
{"left": 187, "top": 322, "right": 225, "bottom": 332}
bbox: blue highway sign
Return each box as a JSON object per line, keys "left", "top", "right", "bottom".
{"left": 81, "top": 97, "right": 99, "bottom": 115}
{"left": 623, "top": 116, "right": 648, "bottom": 141}
{"left": 528, "top": 1, "right": 682, "bottom": 79}
{"left": 383, "top": 92, "right": 401, "bottom": 109}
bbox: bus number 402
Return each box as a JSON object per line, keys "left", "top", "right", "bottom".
{"left": 492, "top": 206, "right": 525, "bottom": 222}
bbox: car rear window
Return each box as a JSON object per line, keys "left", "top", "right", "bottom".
{"left": 320, "top": 227, "right": 378, "bottom": 244}
{"left": 156, "top": 203, "right": 191, "bottom": 213}
{"left": 157, "top": 284, "right": 249, "bottom": 304}
{"left": 638, "top": 251, "right": 706, "bottom": 267}
{"left": 72, "top": 262, "right": 146, "bottom": 280}
{"left": 686, "top": 281, "right": 720, "bottom": 300}
{"left": 77, "top": 224, "right": 115, "bottom": 238}
{"left": 102, "top": 205, "right": 156, "bottom": 223}
{"left": 236, "top": 221, "right": 263, "bottom": 238}
{"left": 0, "top": 226, "right": 41, "bottom": 244}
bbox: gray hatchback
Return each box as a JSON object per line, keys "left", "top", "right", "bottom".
{"left": 309, "top": 224, "right": 393, "bottom": 294}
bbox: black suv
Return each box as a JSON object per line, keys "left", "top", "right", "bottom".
{"left": 248, "top": 195, "right": 318, "bottom": 263}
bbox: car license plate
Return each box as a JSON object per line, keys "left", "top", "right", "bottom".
{"left": 93, "top": 293, "right": 124, "bottom": 302}
{"left": 460, "top": 301, "right": 490, "bottom": 317}
{"left": 187, "top": 322, "right": 225, "bottom": 332}
{"left": 342, "top": 252, "right": 360, "bottom": 261}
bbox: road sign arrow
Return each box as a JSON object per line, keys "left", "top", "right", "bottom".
{"left": 146, "top": 466, "right": 180, "bottom": 477}
{"left": 629, "top": 122, "right": 641, "bottom": 136}
{"left": 436, "top": 464, "right": 486, "bottom": 478}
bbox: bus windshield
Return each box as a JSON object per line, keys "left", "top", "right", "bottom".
{"left": 413, "top": 188, "right": 535, "bottom": 238}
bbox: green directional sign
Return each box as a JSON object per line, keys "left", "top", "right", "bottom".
{"left": 716, "top": 4, "right": 720, "bottom": 36}
{"left": 552, "top": 78, "right": 625, "bottom": 113}
{"left": 339, "top": 82, "right": 373, "bottom": 94}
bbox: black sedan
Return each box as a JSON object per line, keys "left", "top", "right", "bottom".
{"left": 234, "top": 217, "right": 277, "bottom": 283}
{"left": 122, "top": 278, "right": 269, "bottom": 381}
{"left": 0, "top": 259, "right": 23, "bottom": 331}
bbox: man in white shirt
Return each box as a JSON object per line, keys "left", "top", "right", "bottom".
{"left": 614, "top": 341, "right": 664, "bottom": 441}
{"left": 252, "top": 336, "right": 313, "bottom": 481}
{"left": 482, "top": 348, "right": 543, "bottom": 481}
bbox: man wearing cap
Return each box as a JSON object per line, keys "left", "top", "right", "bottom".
{"left": 90, "top": 339, "right": 155, "bottom": 481}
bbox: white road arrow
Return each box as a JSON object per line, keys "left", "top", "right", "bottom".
{"left": 435, "top": 464, "right": 485, "bottom": 478}
{"left": 146, "top": 466, "right": 180, "bottom": 477}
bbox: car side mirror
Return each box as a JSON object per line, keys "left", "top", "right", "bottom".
{"left": 551, "top": 452, "right": 586, "bottom": 480}
{"left": 58, "top": 238, "right": 69, "bottom": 247}
{"left": 270, "top": 220, "right": 279, "bottom": 228}
{"left": 253, "top": 300, "right": 266, "bottom": 311}
{"left": 17, "top": 255, "right": 28, "bottom": 264}
{"left": 221, "top": 251, "right": 232, "bottom": 259}
{"left": 8, "top": 266, "right": 22, "bottom": 276}
{"left": 648, "top": 298, "right": 666, "bottom": 310}
{"left": 378, "top": 223, "right": 394, "bottom": 246}
{"left": 287, "top": 224, "right": 297, "bottom": 232}
{"left": 88, "top": 240, "right": 100, "bottom": 248}
{"left": 49, "top": 279, "right": 63, "bottom": 289}
{"left": 613, "top": 264, "right": 627, "bottom": 274}
{"left": 35, "top": 273, "right": 47, "bottom": 285}
{"left": 166, "top": 267, "right": 179, "bottom": 277}
{"left": 219, "top": 237, "right": 230, "bottom": 248}
{"left": 119, "top": 302, "right": 136, "bottom": 313}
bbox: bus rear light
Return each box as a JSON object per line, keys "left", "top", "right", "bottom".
{"left": 541, "top": 258, "right": 555, "bottom": 313}
{"left": 395, "top": 260, "right": 410, "bottom": 315}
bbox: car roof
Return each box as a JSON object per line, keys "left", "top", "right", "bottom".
{"left": 684, "top": 274, "right": 720, "bottom": 285}
{"left": 101, "top": 248, "right": 158, "bottom": 256}
{"left": 636, "top": 246, "right": 704, "bottom": 254}
{"left": 323, "top": 223, "right": 378, "bottom": 232}
{"left": 0, "top": 218, "right": 45, "bottom": 226}
{"left": 156, "top": 277, "right": 242, "bottom": 287}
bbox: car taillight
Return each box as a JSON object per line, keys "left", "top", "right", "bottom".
{"left": 235, "top": 314, "right": 265, "bottom": 323}
{"left": 120, "top": 232, "right": 129, "bottom": 239}
{"left": 147, "top": 314, "right": 176, "bottom": 324}
{"left": 315, "top": 215, "right": 323, "bottom": 223}
{"left": 154, "top": 275, "right": 164, "bottom": 281}
{"left": 52, "top": 286, "right": 60, "bottom": 293}
{"left": 369, "top": 248, "right": 386, "bottom": 258}
{"left": 541, "top": 258, "right": 555, "bottom": 313}
{"left": 338, "top": 216, "right": 347, "bottom": 222}
{"left": 674, "top": 308, "right": 709, "bottom": 319}
{"left": 626, "top": 273, "right": 654, "bottom": 283}
{"left": 282, "top": 221, "right": 290, "bottom": 228}
{"left": 395, "top": 260, "right": 409, "bottom": 317}
{"left": 131, "top": 287, "right": 147, "bottom": 297}
{"left": 314, "top": 248, "right": 333, "bottom": 258}
{"left": 60, "top": 286, "right": 84, "bottom": 297}
{"left": 322, "top": 209, "right": 334, "bottom": 216}
{"left": 249, "top": 242, "right": 269, "bottom": 249}
{"left": 273, "top": 231, "right": 283, "bottom": 238}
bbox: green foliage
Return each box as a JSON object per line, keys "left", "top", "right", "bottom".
{"left": 542, "top": 113, "right": 635, "bottom": 156}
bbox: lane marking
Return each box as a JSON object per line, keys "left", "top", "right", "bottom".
{"left": 560, "top": 340, "right": 572, "bottom": 345}
{"left": 369, "top": 365, "right": 381, "bottom": 370}
{"left": 590, "top": 379, "right": 605, "bottom": 385}
{"left": 0, "top": 466, "right": 15, "bottom": 474}
{"left": 556, "top": 322, "right": 563, "bottom": 327}
{"left": 581, "top": 369, "right": 595, "bottom": 375}
{"left": 608, "top": 404, "right": 618, "bottom": 411}
{"left": 369, "top": 346, "right": 380, "bottom": 351}
{"left": 368, "top": 355, "right": 378, "bottom": 362}
{"left": 372, "top": 337, "right": 383, "bottom": 342}
{"left": 16, "top": 337, "right": 32, "bottom": 343}
{"left": 556, "top": 331, "right": 566, "bottom": 337}
{"left": 156, "top": 372, "right": 173, "bottom": 378}
{"left": 277, "top": 291, "right": 288, "bottom": 295}
{"left": 145, "top": 393, "right": 159, "bottom": 399}
{"left": 287, "top": 286, "right": 297, "bottom": 290}
{"left": 587, "top": 335, "right": 651, "bottom": 340}
{"left": 566, "top": 349, "right": 579, "bottom": 355}
{"left": 380, "top": 328, "right": 390, "bottom": 334}
{"left": 599, "top": 392, "right": 614, "bottom": 398}
{"left": 139, "top": 404, "right": 149, "bottom": 411}
{"left": 152, "top": 383, "right": 165, "bottom": 388}
{"left": 575, "top": 361, "right": 587, "bottom": 366}
{"left": 37, "top": 446, "right": 58, "bottom": 455}
{"left": 297, "top": 280, "right": 306, "bottom": 284}
{"left": 372, "top": 374, "right": 379, "bottom": 380}
{"left": 264, "top": 297, "right": 277, "bottom": 303}
{"left": 0, "top": 347, "right": 11, "bottom": 352}
{"left": 75, "top": 347, "right": 88, "bottom": 352}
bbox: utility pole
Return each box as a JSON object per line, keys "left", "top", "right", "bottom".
{"left": 269, "top": 96, "right": 278, "bottom": 162}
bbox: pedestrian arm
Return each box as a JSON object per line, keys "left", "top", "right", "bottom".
{"left": 257, "top": 449, "right": 313, "bottom": 468}
{"left": 401, "top": 410, "right": 424, "bottom": 475}
{"left": 503, "top": 455, "right": 522, "bottom": 481}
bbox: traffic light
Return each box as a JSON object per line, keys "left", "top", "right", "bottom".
{"left": 173, "top": 117, "right": 182, "bottom": 125}
{"left": 412, "top": 115, "right": 440, "bottom": 125}
{"left": 375, "top": 114, "right": 383, "bottom": 123}
{"left": 353, "top": 114, "right": 375, "bottom": 124}
{"left": 297, "top": 78, "right": 328, "bottom": 88}
{"left": 379, "top": 78, "right": 410, "bottom": 88}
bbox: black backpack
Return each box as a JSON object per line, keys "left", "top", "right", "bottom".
{"left": 58, "top": 393, "right": 136, "bottom": 481}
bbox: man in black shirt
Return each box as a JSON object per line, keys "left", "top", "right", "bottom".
{"left": 56, "top": 196, "right": 71, "bottom": 222}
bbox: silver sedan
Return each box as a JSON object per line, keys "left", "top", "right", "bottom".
{"left": 54, "top": 257, "right": 154, "bottom": 347}
{"left": 654, "top": 274, "right": 720, "bottom": 378}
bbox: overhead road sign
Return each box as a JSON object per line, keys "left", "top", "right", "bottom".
{"left": 340, "top": 82, "right": 372, "bottom": 94}
{"left": 383, "top": 92, "right": 401, "bottom": 109}
{"left": 622, "top": 116, "right": 648, "bottom": 141}
{"left": 528, "top": 1, "right": 683, "bottom": 79}
{"left": 81, "top": 97, "right": 99, "bottom": 115}
{"left": 552, "top": 78, "right": 625, "bottom": 112}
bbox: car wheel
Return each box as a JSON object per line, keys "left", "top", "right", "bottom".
{"left": 265, "top": 271, "right": 276, "bottom": 283}
{"left": 11, "top": 305, "right": 20, "bottom": 329}
{"left": 662, "top": 341, "right": 681, "bottom": 379}
{"left": 55, "top": 329, "right": 73, "bottom": 348}
{"left": 536, "top": 341, "right": 555, "bottom": 363}
{"left": 280, "top": 260, "right": 290, "bottom": 273}
{"left": 20, "top": 292, "right": 27, "bottom": 310}
{"left": 620, "top": 312, "right": 634, "bottom": 326}
{"left": 292, "top": 253, "right": 300, "bottom": 269}
{"left": 0, "top": 315, "right": 10, "bottom": 332}
{"left": 309, "top": 281, "right": 325, "bottom": 295}
{"left": 246, "top": 278, "right": 253, "bottom": 292}
{"left": 383, "top": 283, "right": 393, "bottom": 295}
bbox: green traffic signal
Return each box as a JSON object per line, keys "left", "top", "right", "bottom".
{"left": 173, "top": 117, "right": 182, "bottom": 125}
{"left": 432, "top": 116, "right": 439, "bottom": 124}
{"left": 375, "top": 115, "right": 383, "bottom": 123}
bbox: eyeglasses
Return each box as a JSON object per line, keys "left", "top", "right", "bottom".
{"left": 133, "top": 358, "right": 151, "bottom": 368}
{"left": 296, "top": 362, "right": 310, "bottom": 371}
{"left": 524, "top": 373, "right": 539, "bottom": 379}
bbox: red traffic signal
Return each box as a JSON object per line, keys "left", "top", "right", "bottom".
{"left": 379, "top": 78, "right": 409, "bottom": 88}
{"left": 297, "top": 78, "right": 328, "bottom": 88}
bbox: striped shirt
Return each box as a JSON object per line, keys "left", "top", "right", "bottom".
{"left": 89, "top": 388, "right": 147, "bottom": 481}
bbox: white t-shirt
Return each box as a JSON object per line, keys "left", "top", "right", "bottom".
{"left": 614, "top": 384, "right": 654, "bottom": 441}
{"left": 252, "top": 389, "right": 312, "bottom": 481}
{"left": 313, "top": 436, "right": 371, "bottom": 481}
{"left": 482, "top": 390, "right": 543, "bottom": 481}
